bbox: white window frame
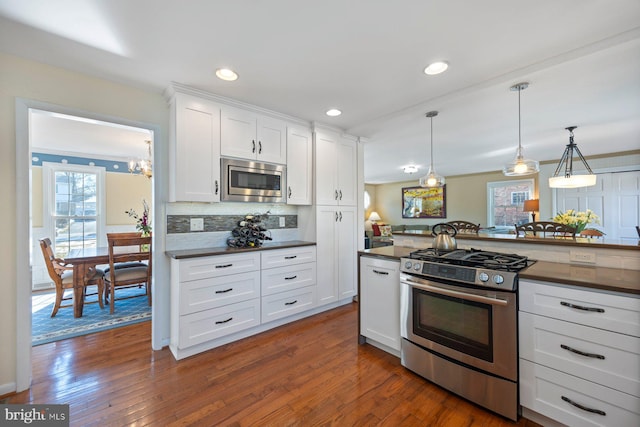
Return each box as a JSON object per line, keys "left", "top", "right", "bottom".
{"left": 487, "top": 179, "right": 535, "bottom": 227}
{"left": 42, "top": 162, "right": 107, "bottom": 254}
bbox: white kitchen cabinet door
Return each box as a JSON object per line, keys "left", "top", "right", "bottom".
{"left": 314, "top": 129, "right": 357, "bottom": 206}
{"left": 286, "top": 126, "right": 312, "bottom": 205}
{"left": 360, "top": 257, "right": 401, "bottom": 351}
{"left": 337, "top": 207, "right": 357, "bottom": 299}
{"left": 221, "top": 106, "right": 286, "bottom": 164}
{"left": 170, "top": 92, "right": 221, "bottom": 202}
{"left": 315, "top": 206, "right": 357, "bottom": 305}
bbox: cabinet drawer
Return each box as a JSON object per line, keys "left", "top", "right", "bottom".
{"left": 261, "top": 262, "right": 316, "bottom": 296}
{"left": 520, "top": 280, "right": 640, "bottom": 337}
{"left": 261, "top": 286, "right": 316, "bottom": 323}
{"left": 179, "top": 271, "right": 261, "bottom": 315}
{"left": 261, "top": 246, "right": 316, "bottom": 269}
{"left": 178, "top": 298, "right": 260, "bottom": 348}
{"left": 520, "top": 312, "right": 640, "bottom": 397}
{"left": 178, "top": 252, "right": 261, "bottom": 282}
{"left": 520, "top": 359, "right": 640, "bottom": 427}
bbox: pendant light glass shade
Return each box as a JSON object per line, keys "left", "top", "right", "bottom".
{"left": 419, "top": 111, "right": 445, "bottom": 188}
{"left": 503, "top": 82, "right": 539, "bottom": 176}
{"left": 548, "top": 126, "right": 597, "bottom": 188}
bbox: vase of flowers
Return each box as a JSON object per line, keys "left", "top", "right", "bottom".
{"left": 552, "top": 209, "right": 600, "bottom": 234}
{"left": 126, "top": 200, "right": 151, "bottom": 250}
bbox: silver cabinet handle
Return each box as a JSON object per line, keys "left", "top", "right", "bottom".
{"left": 258, "top": 141, "right": 262, "bottom": 154}
{"left": 339, "top": 211, "right": 342, "bottom": 221}
{"left": 252, "top": 140, "right": 256, "bottom": 153}
{"left": 561, "top": 396, "right": 606, "bottom": 416}
{"left": 339, "top": 189, "right": 342, "bottom": 200}
{"left": 285, "top": 300, "right": 298, "bottom": 306}
{"left": 288, "top": 186, "right": 292, "bottom": 198}
{"left": 215, "top": 288, "right": 233, "bottom": 294}
{"left": 334, "top": 190, "right": 339, "bottom": 200}
{"left": 335, "top": 212, "right": 339, "bottom": 222}
{"left": 560, "top": 301, "right": 604, "bottom": 313}
{"left": 215, "top": 180, "right": 219, "bottom": 195}
{"left": 284, "top": 255, "right": 297, "bottom": 259}
{"left": 560, "top": 344, "right": 605, "bottom": 360}
{"left": 284, "top": 275, "right": 297, "bottom": 280}
{"left": 215, "top": 317, "right": 233, "bottom": 325}
{"left": 373, "top": 269, "right": 389, "bottom": 275}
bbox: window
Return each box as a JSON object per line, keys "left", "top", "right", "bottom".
{"left": 487, "top": 179, "right": 534, "bottom": 227}
{"left": 43, "top": 163, "right": 105, "bottom": 258}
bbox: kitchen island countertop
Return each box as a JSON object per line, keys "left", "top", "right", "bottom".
{"left": 359, "top": 246, "right": 640, "bottom": 296}
{"left": 166, "top": 240, "right": 316, "bottom": 259}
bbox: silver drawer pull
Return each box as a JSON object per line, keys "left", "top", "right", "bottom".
{"left": 284, "top": 255, "right": 297, "bottom": 259}
{"left": 215, "top": 264, "right": 233, "bottom": 269}
{"left": 285, "top": 300, "right": 298, "bottom": 306}
{"left": 215, "top": 288, "right": 233, "bottom": 294}
{"left": 284, "top": 275, "right": 297, "bottom": 280}
{"left": 215, "top": 317, "right": 233, "bottom": 325}
{"left": 373, "top": 269, "right": 389, "bottom": 275}
{"left": 561, "top": 344, "right": 605, "bottom": 360}
{"left": 560, "top": 301, "right": 604, "bottom": 313}
{"left": 561, "top": 396, "right": 606, "bottom": 416}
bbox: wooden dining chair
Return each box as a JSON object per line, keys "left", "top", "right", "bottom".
{"left": 515, "top": 221, "right": 576, "bottom": 238}
{"left": 104, "top": 232, "right": 152, "bottom": 314}
{"left": 446, "top": 220, "right": 480, "bottom": 234}
{"left": 39, "top": 238, "right": 105, "bottom": 317}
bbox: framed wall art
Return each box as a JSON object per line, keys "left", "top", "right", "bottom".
{"left": 402, "top": 185, "right": 446, "bottom": 218}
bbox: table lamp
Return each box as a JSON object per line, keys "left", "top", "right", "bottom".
{"left": 368, "top": 212, "right": 382, "bottom": 223}
{"left": 523, "top": 199, "right": 539, "bottom": 222}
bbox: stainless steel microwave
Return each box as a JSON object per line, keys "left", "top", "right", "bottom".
{"left": 221, "top": 158, "right": 286, "bottom": 203}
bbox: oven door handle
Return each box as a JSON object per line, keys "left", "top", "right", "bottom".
{"left": 401, "top": 278, "right": 509, "bottom": 306}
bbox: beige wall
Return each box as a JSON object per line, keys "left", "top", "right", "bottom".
{"left": 30, "top": 168, "right": 151, "bottom": 227}
{"left": 369, "top": 152, "right": 639, "bottom": 227}
{"left": 0, "top": 52, "right": 167, "bottom": 392}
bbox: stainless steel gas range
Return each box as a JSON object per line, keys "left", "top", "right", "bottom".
{"left": 400, "top": 248, "right": 535, "bottom": 421}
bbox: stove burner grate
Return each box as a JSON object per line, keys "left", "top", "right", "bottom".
{"left": 408, "top": 248, "right": 533, "bottom": 272}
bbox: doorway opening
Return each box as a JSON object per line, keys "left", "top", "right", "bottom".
{"left": 29, "top": 108, "right": 154, "bottom": 345}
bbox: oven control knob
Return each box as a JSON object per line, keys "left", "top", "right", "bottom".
{"left": 478, "top": 272, "right": 489, "bottom": 282}
{"left": 404, "top": 261, "right": 413, "bottom": 269}
{"left": 493, "top": 274, "right": 504, "bottom": 285}
{"left": 413, "top": 263, "right": 421, "bottom": 271}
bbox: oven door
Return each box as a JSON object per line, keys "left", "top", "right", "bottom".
{"left": 400, "top": 273, "right": 517, "bottom": 381}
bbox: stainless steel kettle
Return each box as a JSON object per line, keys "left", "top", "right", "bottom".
{"left": 431, "top": 223, "right": 457, "bottom": 251}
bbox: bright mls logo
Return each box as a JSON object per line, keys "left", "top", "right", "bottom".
{"left": 1, "top": 404, "right": 69, "bottom": 426}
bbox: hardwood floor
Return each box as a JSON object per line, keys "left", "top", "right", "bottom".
{"left": 8, "top": 302, "right": 541, "bottom": 426}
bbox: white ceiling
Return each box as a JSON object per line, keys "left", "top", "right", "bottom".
{"left": 1, "top": 0, "right": 639, "bottom": 182}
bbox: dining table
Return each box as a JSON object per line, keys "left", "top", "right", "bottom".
{"left": 63, "top": 246, "right": 110, "bottom": 318}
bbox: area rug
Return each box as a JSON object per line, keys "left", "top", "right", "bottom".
{"left": 32, "top": 285, "right": 151, "bottom": 346}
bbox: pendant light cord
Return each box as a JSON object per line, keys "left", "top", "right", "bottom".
{"left": 518, "top": 86, "right": 522, "bottom": 153}
{"left": 430, "top": 115, "right": 434, "bottom": 170}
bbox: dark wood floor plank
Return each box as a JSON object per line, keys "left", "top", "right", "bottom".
{"left": 8, "top": 302, "right": 540, "bottom": 426}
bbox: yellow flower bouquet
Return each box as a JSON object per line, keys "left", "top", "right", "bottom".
{"left": 552, "top": 209, "right": 599, "bottom": 234}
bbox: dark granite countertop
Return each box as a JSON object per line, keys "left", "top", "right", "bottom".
{"left": 166, "top": 240, "right": 316, "bottom": 259}
{"left": 359, "top": 246, "right": 640, "bottom": 296}
{"left": 394, "top": 230, "right": 639, "bottom": 251}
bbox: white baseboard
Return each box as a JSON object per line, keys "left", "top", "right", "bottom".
{"left": 0, "top": 382, "right": 16, "bottom": 397}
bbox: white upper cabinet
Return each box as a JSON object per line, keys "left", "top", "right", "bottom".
{"left": 221, "top": 105, "right": 287, "bottom": 164}
{"left": 169, "top": 92, "right": 221, "bottom": 202}
{"left": 315, "top": 129, "right": 357, "bottom": 206}
{"left": 286, "top": 125, "right": 312, "bottom": 205}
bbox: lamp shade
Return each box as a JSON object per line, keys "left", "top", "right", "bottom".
{"left": 368, "top": 211, "right": 381, "bottom": 222}
{"left": 523, "top": 199, "right": 539, "bottom": 213}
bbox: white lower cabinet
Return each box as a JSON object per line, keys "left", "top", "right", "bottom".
{"left": 359, "top": 256, "right": 400, "bottom": 352}
{"left": 170, "top": 246, "right": 317, "bottom": 360}
{"left": 519, "top": 279, "right": 640, "bottom": 426}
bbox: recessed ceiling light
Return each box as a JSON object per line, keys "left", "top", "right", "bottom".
{"left": 326, "top": 109, "right": 342, "bottom": 117}
{"left": 424, "top": 61, "right": 449, "bottom": 75}
{"left": 215, "top": 68, "right": 238, "bottom": 81}
{"left": 404, "top": 165, "right": 418, "bottom": 174}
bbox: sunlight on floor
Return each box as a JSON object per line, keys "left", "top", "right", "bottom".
{"left": 32, "top": 292, "right": 57, "bottom": 314}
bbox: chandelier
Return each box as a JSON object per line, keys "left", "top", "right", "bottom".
{"left": 128, "top": 140, "right": 152, "bottom": 179}
{"left": 548, "top": 126, "right": 596, "bottom": 188}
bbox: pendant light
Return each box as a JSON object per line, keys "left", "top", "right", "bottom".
{"left": 419, "top": 111, "right": 445, "bottom": 187}
{"left": 548, "top": 126, "right": 597, "bottom": 188}
{"left": 503, "top": 82, "right": 539, "bottom": 176}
